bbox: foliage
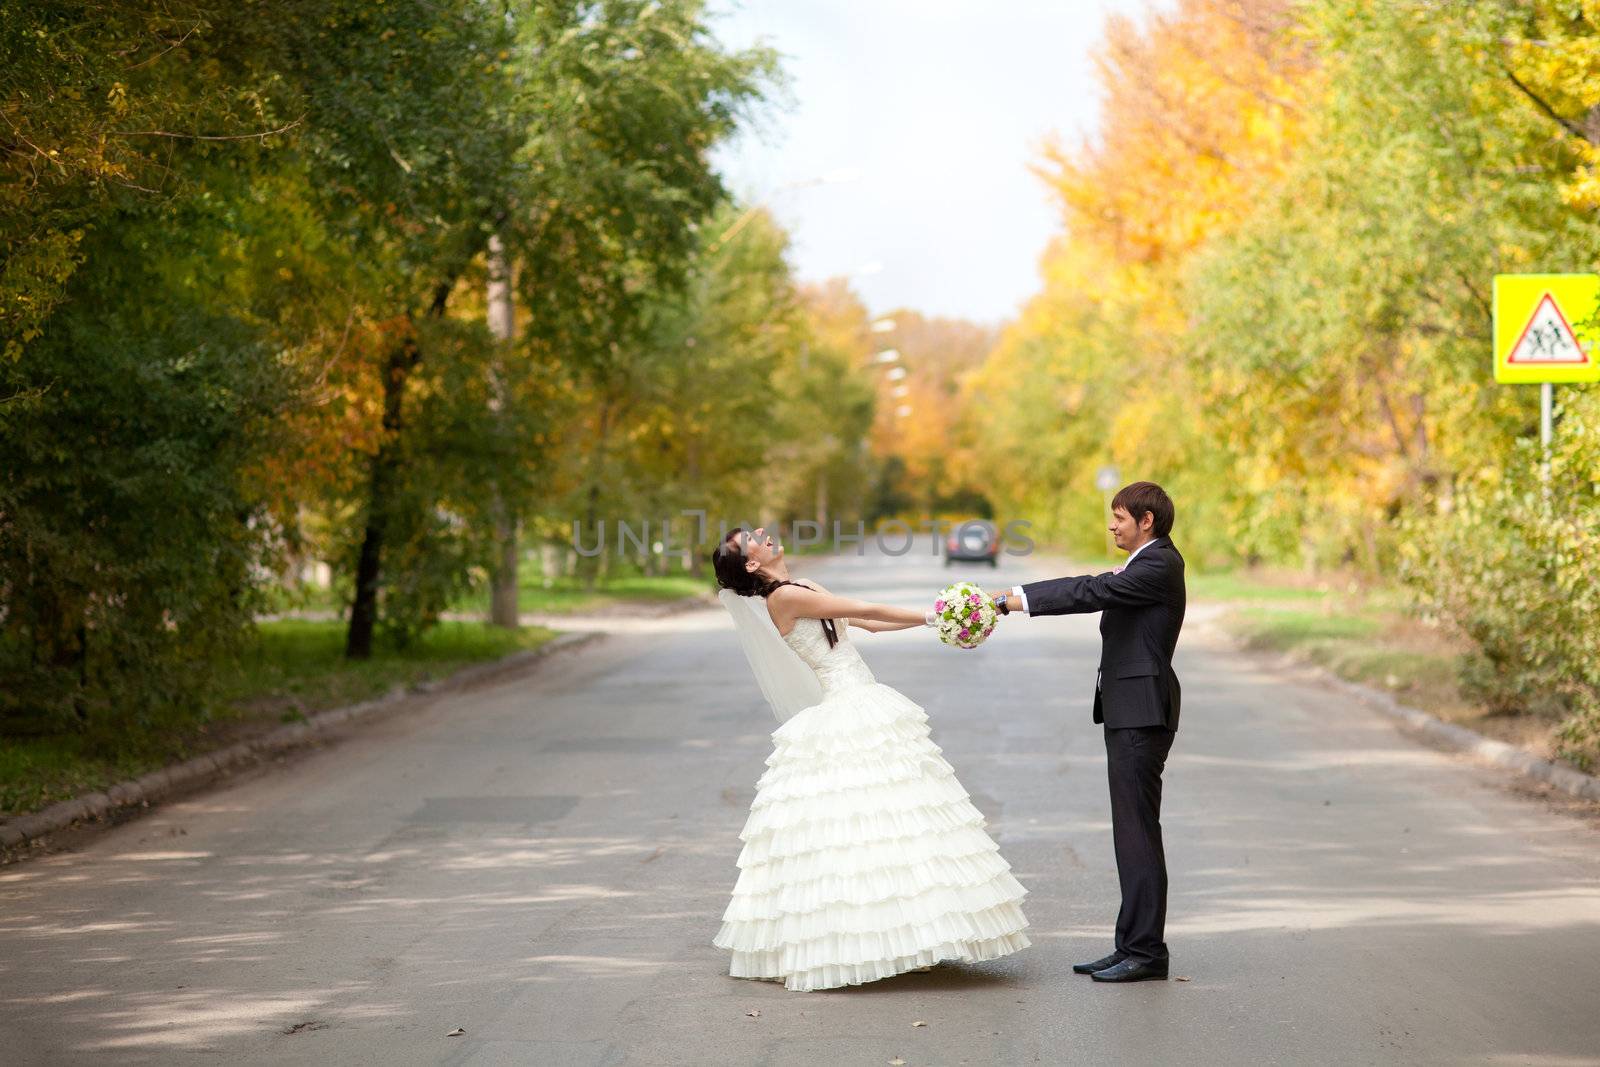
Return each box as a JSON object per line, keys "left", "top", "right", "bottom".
{"left": 871, "top": 311, "right": 995, "bottom": 519}
{"left": 966, "top": 0, "right": 1309, "bottom": 562}
{"left": 0, "top": 1, "right": 297, "bottom": 363}
{"left": 0, "top": 3, "right": 313, "bottom": 741}
{"left": 505, "top": 0, "right": 778, "bottom": 375}
{"left": 0, "top": 0, "right": 786, "bottom": 746}
{"left": 1401, "top": 431, "right": 1600, "bottom": 770}
{"left": 0, "top": 220, "right": 292, "bottom": 739}
{"left": 972, "top": 0, "right": 1600, "bottom": 754}
{"left": 774, "top": 280, "right": 878, "bottom": 528}
{"left": 548, "top": 203, "right": 879, "bottom": 569}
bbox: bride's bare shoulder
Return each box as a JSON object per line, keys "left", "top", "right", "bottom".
{"left": 767, "top": 579, "right": 827, "bottom": 601}
{"left": 764, "top": 584, "right": 800, "bottom": 635}
{"left": 766, "top": 581, "right": 827, "bottom": 633}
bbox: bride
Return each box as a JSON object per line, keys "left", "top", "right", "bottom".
{"left": 710, "top": 527, "right": 1030, "bottom": 991}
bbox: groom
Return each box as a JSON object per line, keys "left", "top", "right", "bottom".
{"left": 988, "top": 481, "right": 1185, "bottom": 983}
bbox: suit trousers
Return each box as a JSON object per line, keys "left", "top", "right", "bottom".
{"left": 1104, "top": 723, "right": 1176, "bottom": 963}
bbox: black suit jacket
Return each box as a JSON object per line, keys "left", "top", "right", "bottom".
{"left": 1020, "top": 537, "right": 1186, "bottom": 731}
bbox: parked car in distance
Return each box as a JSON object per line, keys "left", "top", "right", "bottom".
{"left": 945, "top": 519, "right": 1000, "bottom": 567}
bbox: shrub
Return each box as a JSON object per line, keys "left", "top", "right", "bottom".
{"left": 1401, "top": 438, "right": 1600, "bottom": 771}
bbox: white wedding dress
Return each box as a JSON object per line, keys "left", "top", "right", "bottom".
{"left": 714, "top": 615, "right": 1031, "bottom": 991}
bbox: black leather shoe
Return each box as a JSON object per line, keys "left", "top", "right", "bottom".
{"left": 1072, "top": 951, "right": 1126, "bottom": 975}
{"left": 1091, "top": 957, "right": 1169, "bottom": 983}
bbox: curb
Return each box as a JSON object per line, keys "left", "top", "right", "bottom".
{"left": 1316, "top": 671, "right": 1600, "bottom": 803}
{"left": 0, "top": 630, "right": 605, "bottom": 853}
{"left": 1203, "top": 616, "right": 1600, "bottom": 805}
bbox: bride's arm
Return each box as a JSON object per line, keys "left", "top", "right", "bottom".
{"left": 847, "top": 616, "right": 925, "bottom": 633}
{"left": 768, "top": 584, "right": 926, "bottom": 632}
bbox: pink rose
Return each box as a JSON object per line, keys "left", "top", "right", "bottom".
{"left": 968, "top": 593, "right": 981, "bottom": 604}
{"left": 958, "top": 628, "right": 969, "bottom": 639}
{"left": 934, "top": 599, "right": 945, "bottom": 611}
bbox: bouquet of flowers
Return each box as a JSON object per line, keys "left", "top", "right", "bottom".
{"left": 932, "top": 581, "right": 998, "bottom": 650}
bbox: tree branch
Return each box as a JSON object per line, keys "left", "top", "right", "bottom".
{"left": 111, "top": 115, "right": 306, "bottom": 142}
{"left": 1502, "top": 65, "right": 1594, "bottom": 144}
{"left": 124, "top": 21, "right": 204, "bottom": 71}
{"left": 1454, "top": 267, "right": 1494, "bottom": 326}
{"left": 428, "top": 277, "right": 456, "bottom": 318}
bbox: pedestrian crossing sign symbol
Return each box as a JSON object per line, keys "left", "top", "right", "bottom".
{"left": 1493, "top": 274, "right": 1600, "bottom": 383}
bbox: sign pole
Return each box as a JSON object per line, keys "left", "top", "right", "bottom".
{"left": 1541, "top": 381, "right": 1554, "bottom": 500}
{"left": 1541, "top": 381, "right": 1554, "bottom": 452}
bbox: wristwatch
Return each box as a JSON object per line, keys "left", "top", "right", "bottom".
{"left": 992, "top": 592, "right": 1010, "bottom": 616}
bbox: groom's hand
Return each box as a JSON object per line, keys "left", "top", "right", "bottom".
{"left": 986, "top": 589, "right": 1020, "bottom": 616}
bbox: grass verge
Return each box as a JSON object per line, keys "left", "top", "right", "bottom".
{"left": 1198, "top": 569, "right": 1565, "bottom": 763}
{"left": 450, "top": 572, "right": 708, "bottom": 616}
{"left": 266, "top": 571, "right": 711, "bottom": 619}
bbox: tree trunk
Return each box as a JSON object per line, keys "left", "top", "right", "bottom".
{"left": 580, "top": 400, "right": 613, "bottom": 592}
{"left": 489, "top": 499, "right": 520, "bottom": 627}
{"left": 485, "top": 232, "right": 521, "bottom": 629}
{"left": 346, "top": 328, "right": 422, "bottom": 660}
{"left": 685, "top": 445, "right": 703, "bottom": 578}
{"left": 34, "top": 574, "right": 88, "bottom": 725}
{"left": 581, "top": 478, "right": 602, "bottom": 592}
{"left": 486, "top": 232, "right": 515, "bottom": 341}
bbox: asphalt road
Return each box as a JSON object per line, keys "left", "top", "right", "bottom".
{"left": 3, "top": 545, "right": 1599, "bottom": 1066}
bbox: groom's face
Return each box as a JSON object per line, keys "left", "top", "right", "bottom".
{"left": 1109, "top": 507, "right": 1153, "bottom": 553}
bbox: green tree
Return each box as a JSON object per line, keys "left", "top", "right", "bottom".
{"left": 494, "top": 0, "right": 775, "bottom": 592}
{"left": 0, "top": 2, "right": 316, "bottom": 736}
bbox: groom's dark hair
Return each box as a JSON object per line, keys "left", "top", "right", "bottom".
{"left": 1112, "top": 481, "right": 1174, "bottom": 538}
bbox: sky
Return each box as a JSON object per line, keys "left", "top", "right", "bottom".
{"left": 707, "top": 0, "right": 1156, "bottom": 327}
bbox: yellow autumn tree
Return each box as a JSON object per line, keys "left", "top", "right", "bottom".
{"left": 866, "top": 311, "right": 996, "bottom": 519}
{"left": 966, "top": 0, "right": 1310, "bottom": 559}
{"left": 1498, "top": 0, "right": 1600, "bottom": 211}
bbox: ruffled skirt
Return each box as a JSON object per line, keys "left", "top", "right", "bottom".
{"left": 713, "top": 681, "right": 1031, "bottom": 991}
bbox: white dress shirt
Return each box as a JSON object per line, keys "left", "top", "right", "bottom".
{"left": 1012, "top": 536, "right": 1158, "bottom": 616}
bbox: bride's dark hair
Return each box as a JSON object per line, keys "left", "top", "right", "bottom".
{"left": 712, "top": 528, "right": 838, "bottom": 647}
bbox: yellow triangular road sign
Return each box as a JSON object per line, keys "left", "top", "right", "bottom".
{"left": 1507, "top": 293, "right": 1587, "bottom": 365}
{"left": 1493, "top": 274, "right": 1600, "bottom": 383}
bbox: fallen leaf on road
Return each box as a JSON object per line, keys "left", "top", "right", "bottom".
{"left": 745, "top": 1010, "right": 760, "bottom": 1018}
{"left": 890, "top": 1059, "right": 906, "bottom": 1066}
{"left": 1175, "top": 976, "right": 1191, "bottom": 982}
{"left": 446, "top": 1028, "right": 466, "bottom": 1037}
{"left": 912, "top": 1020, "right": 927, "bottom": 1027}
